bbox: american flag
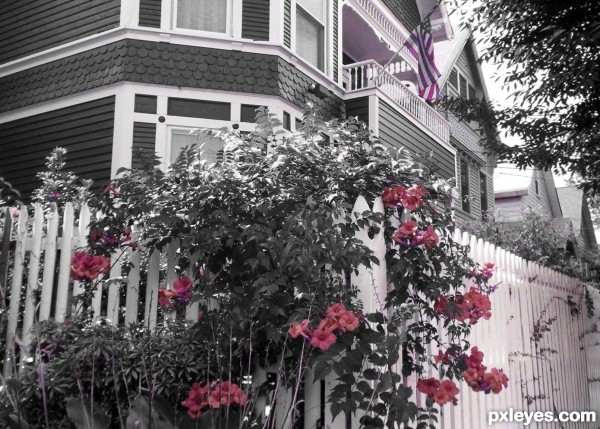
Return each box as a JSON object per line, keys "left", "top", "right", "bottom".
{"left": 404, "top": 18, "right": 441, "bottom": 102}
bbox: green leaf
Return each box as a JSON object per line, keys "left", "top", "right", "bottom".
{"left": 65, "top": 397, "right": 110, "bottom": 429}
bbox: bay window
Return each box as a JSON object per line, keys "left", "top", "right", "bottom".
{"left": 296, "top": 0, "right": 326, "bottom": 72}
{"left": 170, "top": 128, "right": 224, "bottom": 164}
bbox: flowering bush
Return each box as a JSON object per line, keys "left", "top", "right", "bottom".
{"left": 1, "top": 108, "right": 508, "bottom": 429}
{"left": 69, "top": 252, "right": 110, "bottom": 282}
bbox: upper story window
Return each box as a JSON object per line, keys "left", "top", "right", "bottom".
{"left": 296, "top": 0, "right": 327, "bottom": 72}
{"left": 175, "top": 0, "right": 229, "bottom": 34}
{"left": 447, "top": 68, "right": 477, "bottom": 101}
{"left": 460, "top": 160, "right": 470, "bottom": 213}
{"left": 480, "top": 172, "right": 488, "bottom": 218}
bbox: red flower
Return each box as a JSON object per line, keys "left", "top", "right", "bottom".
{"left": 439, "top": 380, "right": 460, "bottom": 397}
{"left": 337, "top": 311, "right": 359, "bottom": 332}
{"left": 382, "top": 186, "right": 406, "bottom": 208}
{"left": 69, "top": 252, "right": 110, "bottom": 282}
{"left": 289, "top": 320, "right": 311, "bottom": 339}
{"left": 420, "top": 225, "right": 439, "bottom": 249}
{"left": 400, "top": 186, "right": 426, "bottom": 211}
{"left": 434, "top": 350, "right": 450, "bottom": 364}
{"left": 181, "top": 382, "right": 210, "bottom": 419}
{"left": 326, "top": 303, "right": 347, "bottom": 318}
{"left": 158, "top": 288, "right": 176, "bottom": 309}
{"left": 399, "top": 220, "right": 418, "bottom": 235}
{"left": 310, "top": 327, "right": 337, "bottom": 351}
{"left": 208, "top": 381, "right": 247, "bottom": 408}
{"left": 103, "top": 183, "right": 121, "bottom": 197}
{"left": 416, "top": 378, "right": 440, "bottom": 396}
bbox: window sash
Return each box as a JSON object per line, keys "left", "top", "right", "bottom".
{"left": 296, "top": 6, "right": 325, "bottom": 71}
{"left": 176, "top": 0, "right": 228, "bottom": 33}
{"left": 170, "top": 128, "right": 224, "bottom": 164}
{"left": 460, "top": 161, "right": 470, "bottom": 213}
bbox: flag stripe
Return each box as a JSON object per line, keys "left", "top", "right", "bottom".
{"left": 404, "top": 19, "right": 440, "bottom": 102}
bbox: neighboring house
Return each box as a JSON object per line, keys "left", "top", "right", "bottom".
{"left": 493, "top": 165, "right": 599, "bottom": 260}
{"left": 0, "top": 0, "right": 495, "bottom": 212}
{"left": 556, "top": 186, "right": 598, "bottom": 257}
{"left": 494, "top": 164, "right": 562, "bottom": 222}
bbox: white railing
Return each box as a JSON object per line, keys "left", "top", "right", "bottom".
{"left": 343, "top": 60, "right": 450, "bottom": 143}
{"left": 448, "top": 114, "right": 486, "bottom": 161}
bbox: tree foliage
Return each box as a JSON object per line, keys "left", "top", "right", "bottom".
{"left": 445, "top": 0, "right": 600, "bottom": 194}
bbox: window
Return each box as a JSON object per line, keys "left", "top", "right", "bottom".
{"left": 176, "top": 0, "right": 228, "bottom": 33}
{"left": 170, "top": 128, "right": 223, "bottom": 164}
{"left": 296, "top": 0, "right": 326, "bottom": 71}
{"left": 283, "top": 111, "right": 291, "bottom": 131}
{"left": 447, "top": 68, "right": 477, "bottom": 101}
{"left": 241, "top": 104, "right": 263, "bottom": 123}
{"left": 480, "top": 172, "right": 488, "bottom": 218}
{"left": 460, "top": 160, "right": 470, "bottom": 213}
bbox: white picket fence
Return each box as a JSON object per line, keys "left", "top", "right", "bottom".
{"left": 1, "top": 198, "right": 599, "bottom": 429}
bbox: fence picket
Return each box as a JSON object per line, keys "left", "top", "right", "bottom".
{"left": 55, "top": 203, "right": 74, "bottom": 323}
{"left": 40, "top": 204, "right": 59, "bottom": 321}
{"left": 22, "top": 205, "right": 44, "bottom": 351}
{"left": 4, "top": 206, "right": 28, "bottom": 378}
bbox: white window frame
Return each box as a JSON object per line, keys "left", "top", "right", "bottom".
{"left": 447, "top": 67, "right": 477, "bottom": 101}
{"left": 172, "top": 0, "right": 236, "bottom": 37}
{"left": 293, "top": 0, "right": 329, "bottom": 75}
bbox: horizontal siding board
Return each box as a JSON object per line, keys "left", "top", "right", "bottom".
{"left": 139, "top": 0, "right": 162, "bottom": 28}
{"left": 345, "top": 97, "right": 369, "bottom": 124}
{"left": 132, "top": 122, "right": 157, "bottom": 170}
{"left": 0, "top": 97, "right": 115, "bottom": 198}
{"left": 0, "top": 0, "right": 120, "bottom": 63}
{"left": 378, "top": 100, "right": 454, "bottom": 180}
{"left": 242, "top": 0, "right": 270, "bottom": 41}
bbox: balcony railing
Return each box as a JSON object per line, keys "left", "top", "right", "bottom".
{"left": 343, "top": 60, "right": 450, "bottom": 143}
{"left": 347, "top": 0, "right": 415, "bottom": 62}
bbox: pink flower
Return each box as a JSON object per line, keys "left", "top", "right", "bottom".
{"left": 400, "top": 186, "right": 426, "bottom": 211}
{"left": 337, "top": 311, "right": 359, "bottom": 332}
{"left": 434, "top": 350, "right": 450, "bottom": 364}
{"left": 310, "top": 327, "right": 337, "bottom": 350}
{"left": 416, "top": 378, "right": 440, "bottom": 396}
{"left": 208, "top": 381, "right": 247, "bottom": 408}
{"left": 439, "top": 380, "right": 460, "bottom": 397}
{"left": 70, "top": 252, "right": 110, "bottom": 282}
{"left": 289, "top": 320, "right": 311, "bottom": 339}
{"left": 182, "top": 382, "right": 210, "bottom": 419}
{"left": 158, "top": 288, "right": 176, "bottom": 309}
{"left": 103, "top": 183, "right": 121, "bottom": 197}
{"left": 399, "top": 220, "right": 418, "bottom": 235}
{"left": 420, "top": 226, "right": 439, "bottom": 249}
{"left": 326, "top": 303, "right": 347, "bottom": 318}
{"left": 382, "top": 186, "right": 406, "bottom": 208}
{"left": 9, "top": 207, "right": 20, "bottom": 219}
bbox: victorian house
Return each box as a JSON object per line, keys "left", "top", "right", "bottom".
{"left": 0, "top": 0, "right": 496, "bottom": 219}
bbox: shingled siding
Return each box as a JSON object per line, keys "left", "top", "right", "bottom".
{"left": 242, "top": 0, "right": 270, "bottom": 41}
{"left": 0, "top": 40, "right": 343, "bottom": 118}
{"left": 0, "top": 0, "right": 120, "bottom": 64}
{"left": 380, "top": 0, "right": 421, "bottom": 31}
{"left": 139, "top": 0, "right": 162, "bottom": 28}
{"left": 378, "top": 100, "right": 454, "bottom": 180}
{"left": 0, "top": 97, "right": 115, "bottom": 198}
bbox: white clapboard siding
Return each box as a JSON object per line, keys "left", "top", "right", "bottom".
{"left": 1, "top": 199, "right": 600, "bottom": 429}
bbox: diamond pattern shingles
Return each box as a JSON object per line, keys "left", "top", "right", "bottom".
{"left": 0, "top": 40, "right": 342, "bottom": 118}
